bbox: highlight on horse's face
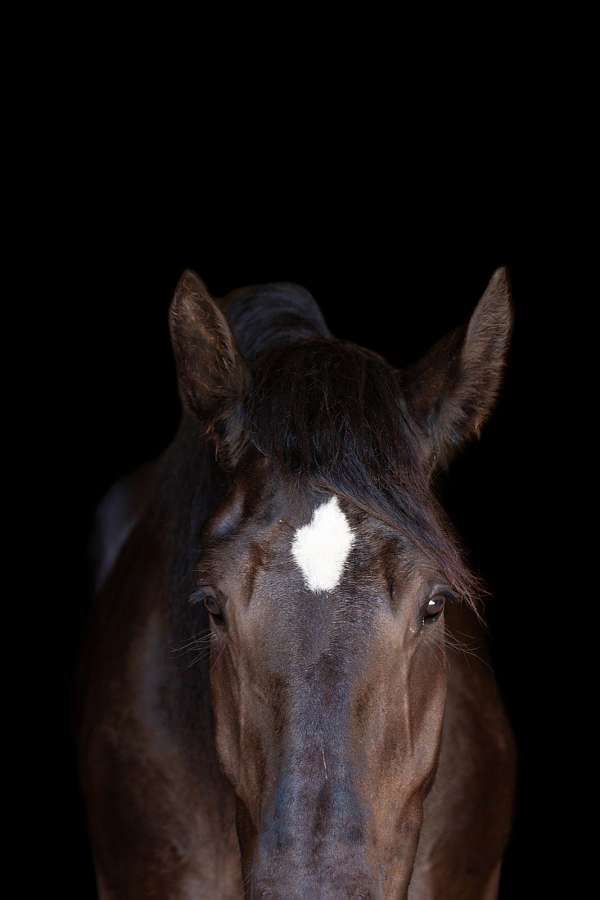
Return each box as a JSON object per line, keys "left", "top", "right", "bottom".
{"left": 168, "top": 269, "right": 512, "bottom": 897}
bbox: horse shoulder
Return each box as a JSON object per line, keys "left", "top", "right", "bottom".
{"left": 80, "top": 466, "right": 242, "bottom": 898}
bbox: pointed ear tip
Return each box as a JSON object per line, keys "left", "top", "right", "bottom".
{"left": 465, "top": 267, "right": 513, "bottom": 351}
{"left": 477, "top": 267, "right": 513, "bottom": 326}
{"left": 489, "top": 265, "right": 512, "bottom": 298}
{"left": 174, "top": 269, "right": 208, "bottom": 296}
{"left": 170, "top": 270, "right": 212, "bottom": 317}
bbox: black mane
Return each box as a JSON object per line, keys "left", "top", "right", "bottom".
{"left": 222, "top": 282, "right": 330, "bottom": 361}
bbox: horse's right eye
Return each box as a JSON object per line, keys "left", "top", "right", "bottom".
{"left": 190, "top": 587, "right": 225, "bottom": 623}
{"left": 203, "top": 590, "right": 225, "bottom": 625}
{"left": 204, "top": 593, "right": 222, "bottom": 617}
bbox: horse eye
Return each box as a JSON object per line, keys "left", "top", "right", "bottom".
{"left": 189, "top": 588, "right": 224, "bottom": 622}
{"left": 203, "top": 592, "right": 223, "bottom": 620}
{"left": 421, "top": 593, "right": 447, "bottom": 625}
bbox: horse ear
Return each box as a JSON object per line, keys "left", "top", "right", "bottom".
{"left": 169, "top": 270, "right": 250, "bottom": 464}
{"left": 404, "top": 267, "right": 513, "bottom": 470}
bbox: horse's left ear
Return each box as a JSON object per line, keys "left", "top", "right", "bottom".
{"left": 404, "top": 267, "right": 513, "bottom": 470}
{"left": 169, "top": 270, "right": 250, "bottom": 466}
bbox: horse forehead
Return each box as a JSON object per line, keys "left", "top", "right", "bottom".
{"left": 290, "top": 495, "right": 359, "bottom": 593}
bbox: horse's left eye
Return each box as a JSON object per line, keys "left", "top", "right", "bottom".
{"left": 421, "top": 593, "right": 447, "bottom": 624}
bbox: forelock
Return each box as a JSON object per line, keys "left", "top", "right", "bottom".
{"left": 246, "top": 339, "right": 481, "bottom": 607}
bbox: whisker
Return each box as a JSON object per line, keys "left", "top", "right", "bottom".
{"left": 170, "top": 632, "right": 213, "bottom": 654}
{"left": 425, "top": 623, "right": 494, "bottom": 673}
{"left": 185, "top": 647, "right": 213, "bottom": 669}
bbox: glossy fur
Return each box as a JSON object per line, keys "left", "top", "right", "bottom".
{"left": 77, "top": 271, "right": 516, "bottom": 898}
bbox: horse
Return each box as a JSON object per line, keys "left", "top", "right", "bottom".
{"left": 77, "top": 269, "right": 516, "bottom": 899}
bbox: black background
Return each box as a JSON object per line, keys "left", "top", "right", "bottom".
{"left": 45, "top": 175, "right": 571, "bottom": 899}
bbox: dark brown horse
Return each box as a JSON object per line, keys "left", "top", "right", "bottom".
{"left": 78, "top": 269, "right": 516, "bottom": 899}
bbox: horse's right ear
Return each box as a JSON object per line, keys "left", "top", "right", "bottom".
{"left": 169, "top": 270, "right": 250, "bottom": 464}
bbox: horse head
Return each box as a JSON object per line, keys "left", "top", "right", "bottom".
{"left": 168, "top": 269, "right": 512, "bottom": 899}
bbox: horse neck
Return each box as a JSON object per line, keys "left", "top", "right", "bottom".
{"left": 158, "top": 417, "right": 225, "bottom": 605}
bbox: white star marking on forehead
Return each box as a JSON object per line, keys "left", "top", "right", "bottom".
{"left": 290, "top": 496, "right": 355, "bottom": 592}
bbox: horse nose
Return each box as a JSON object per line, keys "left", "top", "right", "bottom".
{"left": 251, "top": 877, "right": 381, "bottom": 900}
{"left": 252, "top": 840, "right": 382, "bottom": 900}
{"left": 252, "top": 756, "right": 381, "bottom": 898}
